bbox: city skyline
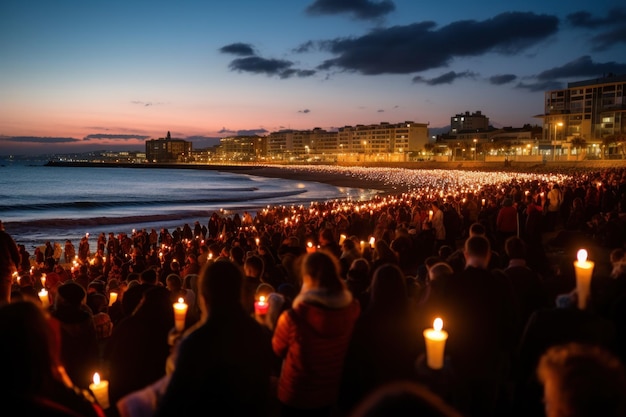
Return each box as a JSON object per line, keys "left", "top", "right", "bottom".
{"left": 2, "top": 0, "right": 626, "bottom": 155}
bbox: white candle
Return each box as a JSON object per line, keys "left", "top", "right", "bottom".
{"left": 423, "top": 318, "right": 448, "bottom": 370}
{"left": 89, "top": 372, "right": 109, "bottom": 409}
{"left": 39, "top": 289, "right": 50, "bottom": 309}
{"left": 369, "top": 236, "right": 376, "bottom": 248}
{"left": 173, "top": 297, "right": 188, "bottom": 332}
{"left": 339, "top": 234, "right": 346, "bottom": 245}
{"left": 108, "top": 292, "right": 118, "bottom": 306}
{"left": 428, "top": 210, "right": 433, "bottom": 221}
{"left": 574, "top": 249, "right": 594, "bottom": 310}
{"left": 40, "top": 274, "right": 46, "bottom": 287}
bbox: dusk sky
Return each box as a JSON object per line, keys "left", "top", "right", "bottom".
{"left": 1, "top": 0, "right": 625, "bottom": 155}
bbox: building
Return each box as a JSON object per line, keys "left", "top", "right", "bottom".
{"left": 541, "top": 73, "right": 626, "bottom": 159}
{"left": 145, "top": 131, "right": 192, "bottom": 163}
{"left": 450, "top": 111, "right": 490, "bottom": 134}
{"left": 218, "top": 135, "right": 264, "bottom": 161}
{"left": 265, "top": 121, "right": 429, "bottom": 162}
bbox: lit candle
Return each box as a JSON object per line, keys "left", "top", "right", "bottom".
{"left": 89, "top": 372, "right": 109, "bottom": 409}
{"left": 360, "top": 240, "right": 366, "bottom": 253}
{"left": 423, "top": 317, "right": 448, "bottom": 370}
{"left": 108, "top": 292, "right": 118, "bottom": 306}
{"left": 369, "top": 236, "right": 375, "bottom": 248}
{"left": 428, "top": 210, "right": 433, "bottom": 221}
{"left": 339, "top": 234, "right": 346, "bottom": 245}
{"left": 306, "top": 241, "right": 316, "bottom": 253}
{"left": 39, "top": 289, "right": 50, "bottom": 309}
{"left": 40, "top": 274, "right": 46, "bottom": 288}
{"left": 574, "top": 249, "right": 594, "bottom": 310}
{"left": 481, "top": 198, "right": 486, "bottom": 206}
{"left": 173, "top": 297, "right": 188, "bottom": 332}
{"left": 254, "top": 295, "right": 269, "bottom": 315}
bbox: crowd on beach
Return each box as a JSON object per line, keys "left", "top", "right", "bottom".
{"left": 1, "top": 165, "right": 626, "bottom": 417}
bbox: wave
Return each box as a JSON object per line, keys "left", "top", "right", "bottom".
{"left": 0, "top": 188, "right": 307, "bottom": 213}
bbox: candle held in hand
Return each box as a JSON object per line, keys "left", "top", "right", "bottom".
{"left": 108, "top": 292, "right": 118, "bottom": 306}
{"left": 173, "top": 297, "right": 188, "bottom": 332}
{"left": 255, "top": 295, "right": 269, "bottom": 315}
{"left": 574, "top": 249, "right": 594, "bottom": 310}
{"left": 423, "top": 317, "right": 448, "bottom": 370}
{"left": 89, "top": 372, "right": 109, "bottom": 409}
{"left": 39, "top": 289, "right": 50, "bottom": 309}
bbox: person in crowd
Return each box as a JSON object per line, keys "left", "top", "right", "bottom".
{"left": 339, "top": 263, "right": 420, "bottom": 416}
{"left": 429, "top": 201, "right": 446, "bottom": 255}
{"left": 0, "top": 300, "right": 105, "bottom": 417}
{"left": 0, "top": 220, "right": 21, "bottom": 305}
{"left": 495, "top": 198, "right": 518, "bottom": 255}
{"left": 154, "top": 259, "right": 275, "bottom": 417}
{"left": 105, "top": 285, "right": 174, "bottom": 409}
{"left": 272, "top": 251, "right": 360, "bottom": 417}
{"left": 537, "top": 342, "right": 626, "bottom": 417}
{"left": 49, "top": 281, "right": 99, "bottom": 391}
{"left": 121, "top": 267, "right": 160, "bottom": 318}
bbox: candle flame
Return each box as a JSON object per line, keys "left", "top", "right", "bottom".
{"left": 577, "top": 249, "right": 588, "bottom": 263}
{"left": 177, "top": 297, "right": 184, "bottom": 304}
{"left": 259, "top": 295, "right": 266, "bottom": 304}
{"left": 93, "top": 372, "right": 101, "bottom": 385}
{"left": 433, "top": 318, "right": 443, "bottom": 332}
{"left": 307, "top": 241, "right": 313, "bottom": 248}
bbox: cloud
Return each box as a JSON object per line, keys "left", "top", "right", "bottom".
{"left": 219, "top": 42, "right": 256, "bottom": 56}
{"left": 413, "top": 70, "right": 476, "bottom": 85}
{"left": 0, "top": 136, "right": 80, "bottom": 144}
{"left": 298, "top": 109, "right": 311, "bottom": 113}
{"left": 377, "top": 109, "right": 384, "bottom": 112}
{"left": 184, "top": 136, "right": 222, "bottom": 148}
{"left": 225, "top": 55, "right": 316, "bottom": 79}
{"left": 515, "top": 80, "right": 564, "bottom": 92}
{"left": 306, "top": 0, "right": 395, "bottom": 20}
{"left": 317, "top": 12, "right": 558, "bottom": 75}
{"left": 83, "top": 134, "right": 150, "bottom": 141}
{"left": 536, "top": 56, "right": 626, "bottom": 80}
{"left": 489, "top": 74, "right": 517, "bottom": 85}
{"left": 566, "top": 8, "right": 626, "bottom": 29}
{"left": 131, "top": 101, "right": 163, "bottom": 107}
{"left": 566, "top": 8, "right": 626, "bottom": 51}
{"left": 217, "top": 128, "right": 269, "bottom": 136}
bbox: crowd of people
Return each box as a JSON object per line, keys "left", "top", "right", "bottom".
{"left": 1, "top": 165, "right": 626, "bottom": 417}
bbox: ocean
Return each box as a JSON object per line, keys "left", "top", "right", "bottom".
{"left": 0, "top": 159, "right": 378, "bottom": 253}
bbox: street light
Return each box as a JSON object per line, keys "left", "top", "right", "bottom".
{"left": 553, "top": 122, "right": 563, "bottom": 161}
{"left": 473, "top": 138, "right": 478, "bottom": 161}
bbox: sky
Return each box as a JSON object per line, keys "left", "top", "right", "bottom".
{"left": 1, "top": 0, "right": 625, "bottom": 155}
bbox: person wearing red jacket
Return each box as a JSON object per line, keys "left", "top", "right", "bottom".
{"left": 272, "top": 251, "right": 360, "bottom": 417}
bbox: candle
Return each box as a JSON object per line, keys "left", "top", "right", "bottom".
{"left": 428, "top": 210, "right": 433, "bottom": 221}
{"left": 39, "top": 289, "right": 50, "bottom": 309}
{"left": 108, "top": 292, "right": 118, "bottom": 306}
{"left": 369, "top": 236, "right": 375, "bottom": 248}
{"left": 254, "top": 295, "right": 269, "bottom": 315}
{"left": 481, "top": 198, "right": 486, "bottom": 206}
{"left": 574, "top": 249, "right": 594, "bottom": 310}
{"left": 339, "top": 234, "right": 346, "bottom": 245}
{"left": 360, "top": 240, "right": 366, "bottom": 253}
{"left": 89, "top": 372, "right": 109, "bottom": 409}
{"left": 306, "top": 241, "right": 316, "bottom": 253}
{"left": 40, "top": 274, "right": 46, "bottom": 287}
{"left": 173, "top": 297, "right": 188, "bottom": 332}
{"left": 423, "top": 318, "right": 448, "bottom": 370}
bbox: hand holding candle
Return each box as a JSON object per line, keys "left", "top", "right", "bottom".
{"left": 89, "top": 372, "right": 109, "bottom": 409}
{"left": 423, "top": 317, "right": 448, "bottom": 370}
{"left": 306, "top": 241, "right": 316, "bottom": 253}
{"left": 254, "top": 295, "right": 269, "bottom": 315}
{"left": 173, "top": 297, "right": 188, "bottom": 332}
{"left": 574, "top": 249, "right": 594, "bottom": 310}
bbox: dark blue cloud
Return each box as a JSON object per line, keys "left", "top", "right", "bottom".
{"left": 317, "top": 12, "right": 558, "bottom": 75}
{"left": 219, "top": 42, "right": 256, "bottom": 56}
{"left": 413, "top": 71, "right": 476, "bottom": 85}
{"left": 536, "top": 56, "right": 626, "bottom": 80}
{"left": 306, "top": 0, "right": 395, "bottom": 20}
{"left": 0, "top": 136, "right": 80, "bottom": 144}
{"left": 489, "top": 74, "right": 517, "bottom": 85}
{"left": 83, "top": 134, "right": 149, "bottom": 141}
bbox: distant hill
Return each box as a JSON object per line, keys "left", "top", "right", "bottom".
{"left": 428, "top": 125, "right": 450, "bottom": 137}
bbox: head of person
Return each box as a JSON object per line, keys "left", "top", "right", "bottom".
{"left": 140, "top": 267, "right": 158, "bottom": 285}
{"left": 468, "top": 222, "right": 486, "bottom": 237}
{"left": 0, "top": 300, "right": 63, "bottom": 398}
{"left": 244, "top": 254, "right": 265, "bottom": 279}
{"left": 537, "top": 342, "right": 626, "bottom": 417}
{"left": 198, "top": 259, "right": 244, "bottom": 318}
{"left": 56, "top": 281, "right": 86, "bottom": 309}
{"left": 505, "top": 236, "right": 527, "bottom": 260}
{"left": 300, "top": 251, "right": 345, "bottom": 294}
{"left": 463, "top": 235, "right": 491, "bottom": 269}
{"left": 428, "top": 262, "right": 454, "bottom": 284}
{"left": 369, "top": 263, "right": 408, "bottom": 310}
